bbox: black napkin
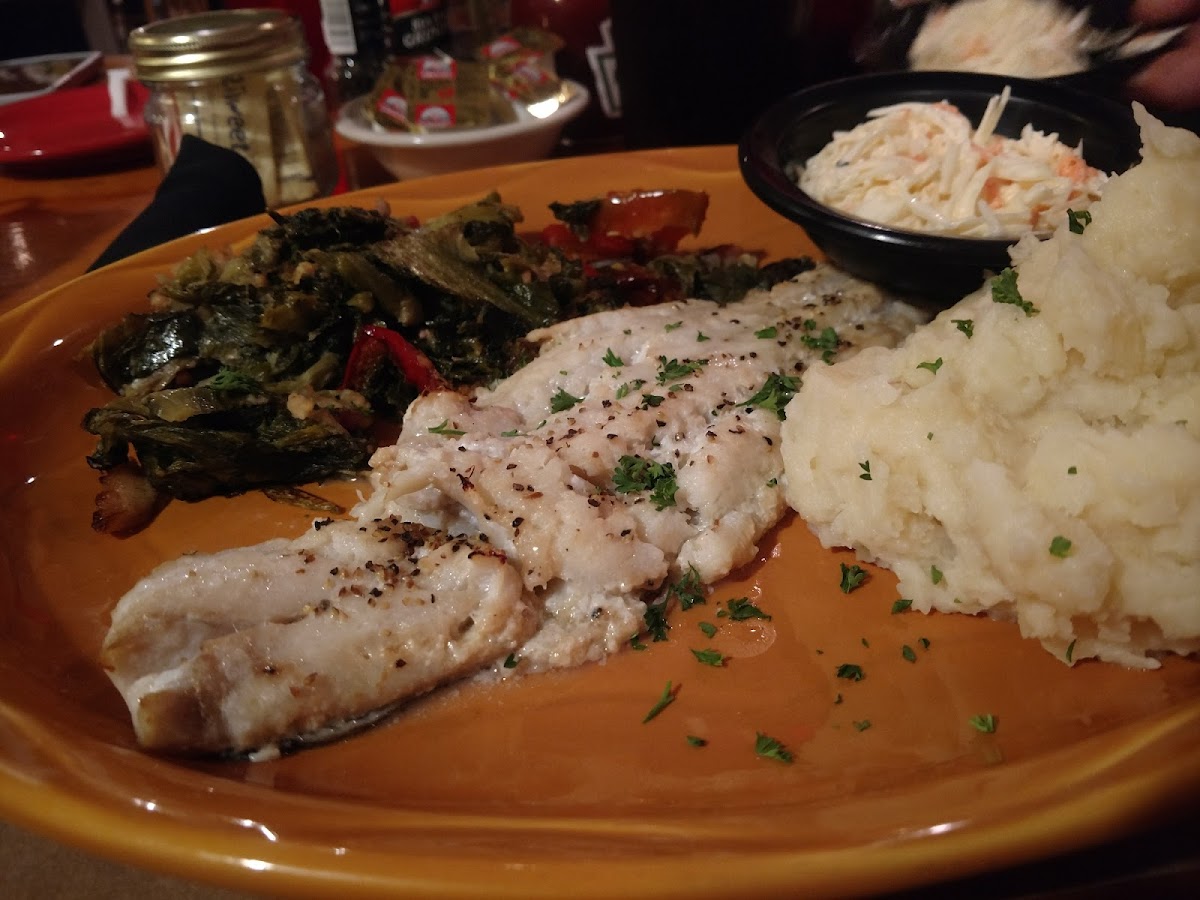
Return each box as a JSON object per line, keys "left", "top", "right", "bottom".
{"left": 89, "top": 136, "right": 267, "bottom": 272}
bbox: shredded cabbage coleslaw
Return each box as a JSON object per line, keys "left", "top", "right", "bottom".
{"left": 796, "top": 87, "right": 1108, "bottom": 239}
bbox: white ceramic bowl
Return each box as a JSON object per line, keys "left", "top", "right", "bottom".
{"left": 335, "top": 80, "right": 589, "bottom": 181}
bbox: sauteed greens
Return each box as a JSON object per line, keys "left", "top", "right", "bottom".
{"left": 84, "top": 191, "right": 813, "bottom": 534}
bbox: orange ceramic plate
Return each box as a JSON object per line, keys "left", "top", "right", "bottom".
{"left": 0, "top": 147, "right": 1197, "bottom": 899}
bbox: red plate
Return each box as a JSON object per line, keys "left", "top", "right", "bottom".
{"left": 0, "top": 80, "right": 151, "bottom": 169}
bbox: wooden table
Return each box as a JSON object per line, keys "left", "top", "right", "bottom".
{"left": 2, "top": 136, "right": 1198, "bottom": 900}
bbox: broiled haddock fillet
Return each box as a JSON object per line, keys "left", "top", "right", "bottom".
{"left": 102, "top": 264, "right": 926, "bottom": 755}
{"left": 102, "top": 520, "right": 532, "bottom": 754}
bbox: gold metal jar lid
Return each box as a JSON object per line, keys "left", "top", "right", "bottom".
{"left": 128, "top": 9, "right": 308, "bottom": 83}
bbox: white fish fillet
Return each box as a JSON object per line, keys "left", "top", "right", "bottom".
{"left": 102, "top": 265, "right": 926, "bottom": 755}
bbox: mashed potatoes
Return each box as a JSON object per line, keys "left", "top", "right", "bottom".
{"left": 782, "top": 106, "right": 1200, "bottom": 668}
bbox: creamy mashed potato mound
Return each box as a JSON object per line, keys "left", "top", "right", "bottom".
{"left": 781, "top": 106, "right": 1200, "bottom": 668}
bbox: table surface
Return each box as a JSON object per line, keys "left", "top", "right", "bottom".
{"left": 2, "top": 119, "right": 1198, "bottom": 900}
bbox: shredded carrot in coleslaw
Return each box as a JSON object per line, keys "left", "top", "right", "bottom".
{"left": 797, "top": 87, "right": 1108, "bottom": 239}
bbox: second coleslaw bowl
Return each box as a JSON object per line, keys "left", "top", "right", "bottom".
{"left": 738, "top": 71, "right": 1141, "bottom": 303}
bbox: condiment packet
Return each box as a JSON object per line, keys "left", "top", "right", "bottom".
{"left": 478, "top": 27, "right": 563, "bottom": 104}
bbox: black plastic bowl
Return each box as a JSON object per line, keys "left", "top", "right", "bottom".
{"left": 738, "top": 71, "right": 1141, "bottom": 303}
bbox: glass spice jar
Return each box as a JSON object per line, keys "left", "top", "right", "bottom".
{"left": 129, "top": 9, "right": 339, "bottom": 207}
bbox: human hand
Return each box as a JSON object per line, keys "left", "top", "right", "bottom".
{"left": 1128, "top": 0, "right": 1200, "bottom": 110}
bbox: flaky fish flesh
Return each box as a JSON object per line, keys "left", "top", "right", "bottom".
{"left": 102, "top": 265, "right": 926, "bottom": 755}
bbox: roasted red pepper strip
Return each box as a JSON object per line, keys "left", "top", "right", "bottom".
{"left": 540, "top": 189, "right": 710, "bottom": 259}
{"left": 342, "top": 324, "right": 448, "bottom": 393}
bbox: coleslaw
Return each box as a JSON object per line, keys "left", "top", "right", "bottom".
{"left": 795, "top": 87, "right": 1108, "bottom": 238}
{"left": 908, "top": 0, "right": 1091, "bottom": 78}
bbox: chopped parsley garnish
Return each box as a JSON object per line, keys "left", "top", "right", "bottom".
{"left": 630, "top": 635, "right": 647, "bottom": 651}
{"left": 613, "top": 454, "right": 678, "bottom": 510}
{"left": 503, "top": 653, "right": 520, "bottom": 669}
{"left": 639, "top": 392, "right": 665, "bottom": 409}
{"left": 744, "top": 372, "right": 800, "bottom": 420}
{"left": 952, "top": 318, "right": 974, "bottom": 338}
{"left": 642, "top": 601, "right": 670, "bottom": 642}
{"left": 691, "top": 648, "right": 725, "bottom": 667}
{"left": 642, "top": 681, "right": 677, "bottom": 723}
{"left": 602, "top": 348, "right": 624, "bottom": 367}
{"left": 800, "top": 324, "right": 841, "bottom": 363}
{"left": 1067, "top": 208, "right": 1092, "bottom": 234}
{"left": 754, "top": 325, "right": 778, "bottom": 339}
{"left": 500, "top": 428, "right": 523, "bottom": 437}
{"left": 686, "top": 735, "right": 708, "bottom": 747}
{"left": 615, "top": 378, "right": 646, "bottom": 399}
{"left": 918, "top": 637, "right": 931, "bottom": 650}
{"left": 428, "top": 419, "right": 466, "bottom": 436}
{"left": 859, "top": 460, "right": 872, "bottom": 481}
{"left": 836, "top": 663, "right": 865, "bottom": 682}
{"left": 718, "top": 597, "right": 771, "bottom": 621}
{"left": 930, "top": 565, "right": 944, "bottom": 585}
{"left": 656, "top": 356, "right": 705, "bottom": 384}
{"left": 208, "top": 368, "right": 261, "bottom": 393}
{"left": 1068, "top": 465, "right": 1078, "bottom": 475}
{"left": 917, "top": 357, "right": 943, "bottom": 374}
{"left": 696, "top": 331, "right": 711, "bottom": 342}
{"left": 766, "top": 477, "right": 778, "bottom": 487}
{"left": 991, "top": 268, "right": 1038, "bottom": 316}
{"left": 969, "top": 713, "right": 998, "bottom": 734}
{"left": 664, "top": 321, "right": 682, "bottom": 331}
{"left": 891, "top": 598, "right": 913, "bottom": 614}
{"left": 1065, "top": 639, "right": 1077, "bottom": 663}
{"left": 853, "top": 719, "right": 872, "bottom": 732}
{"left": 754, "top": 732, "right": 794, "bottom": 763}
{"left": 698, "top": 621, "right": 717, "bottom": 638}
{"left": 901, "top": 644, "right": 917, "bottom": 663}
{"left": 833, "top": 692, "right": 843, "bottom": 705}
{"left": 839, "top": 563, "right": 868, "bottom": 593}
{"left": 550, "top": 387, "right": 583, "bottom": 412}
{"left": 1049, "top": 535, "right": 1073, "bottom": 557}
{"left": 667, "top": 565, "right": 705, "bottom": 609}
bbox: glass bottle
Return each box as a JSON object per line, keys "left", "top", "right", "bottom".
{"left": 319, "top": 0, "right": 390, "bottom": 107}
{"left": 129, "top": 9, "right": 339, "bottom": 208}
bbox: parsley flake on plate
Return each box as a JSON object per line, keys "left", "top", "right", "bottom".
{"left": 691, "top": 648, "right": 724, "bottom": 667}
{"left": 717, "top": 597, "right": 771, "bottom": 621}
{"left": 754, "top": 732, "right": 794, "bottom": 763}
{"left": 642, "top": 681, "right": 677, "bottom": 723}
{"left": 666, "top": 564, "right": 705, "bottom": 609}
{"left": 1049, "top": 535, "right": 1073, "bottom": 557}
{"left": 839, "top": 563, "right": 868, "bottom": 593}
{"left": 602, "top": 348, "right": 624, "bottom": 367}
{"left": 969, "top": 713, "right": 998, "bottom": 734}
{"left": 836, "top": 663, "right": 865, "bottom": 682}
